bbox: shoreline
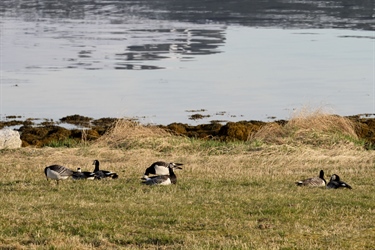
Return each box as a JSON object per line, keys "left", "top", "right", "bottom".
{"left": 1, "top": 113, "right": 375, "bottom": 148}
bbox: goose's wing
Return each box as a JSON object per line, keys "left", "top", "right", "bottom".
{"left": 47, "top": 165, "right": 74, "bottom": 177}
{"left": 327, "top": 180, "right": 340, "bottom": 189}
{"left": 302, "top": 177, "right": 325, "bottom": 186}
{"left": 296, "top": 175, "right": 326, "bottom": 187}
{"left": 327, "top": 179, "right": 352, "bottom": 189}
{"left": 72, "top": 171, "right": 85, "bottom": 179}
{"left": 73, "top": 171, "right": 95, "bottom": 179}
{"left": 94, "top": 170, "right": 117, "bottom": 179}
{"left": 339, "top": 181, "right": 352, "bottom": 189}
{"left": 327, "top": 178, "right": 352, "bottom": 189}
{"left": 83, "top": 171, "right": 96, "bottom": 177}
{"left": 94, "top": 170, "right": 106, "bottom": 179}
{"left": 142, "top": 175, "right": 170, "bottom": 185}
{"left": 296, "top": 177, "right": 312, "bottom": 186}
{"left": 102, "top": 170, "right": 118, "bottom": 178}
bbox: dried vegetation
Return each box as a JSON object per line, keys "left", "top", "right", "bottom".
{"left": 254, "top": 107, "right": 359, "bottom": 148}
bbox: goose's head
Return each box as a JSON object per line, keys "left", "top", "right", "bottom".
{"left": 169, "top": 162, "right": 183, "bottom": 170}
{"left": 331, "top": 174, "right": 339, "bottom": 181}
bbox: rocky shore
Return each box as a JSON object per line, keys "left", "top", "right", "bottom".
{"left": 1, "top": 114, "right": 375, "bottom": 148}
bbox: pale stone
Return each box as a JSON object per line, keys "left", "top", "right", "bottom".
{"left": 0, "top": 128, "right": 22, "bottom": 149}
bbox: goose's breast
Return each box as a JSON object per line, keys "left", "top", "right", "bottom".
{"left": 159, "top": 178, "right": 172, "bottom": 185}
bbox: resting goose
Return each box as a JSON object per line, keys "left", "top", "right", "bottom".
{"left": 296, "top": 170, "right": 326, "bottom": 187}
{"left": 72, "top": 168, "right": 95, "bottom": 180}
{"left": 92, "top": 160, "right": 118, "bottom": 180}
{"left": 44, "top": 165, "right": 74, "bottom": 185}
{"left": 142, "top": 163, "right": 182, "bottom": 186}
{"left": 327, "top": 174, "right": 352, "bottom": 189}
{"left": 142, "top": 161, "right": 183, "bottom": 179}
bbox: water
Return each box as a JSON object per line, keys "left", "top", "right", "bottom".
{"left": 1, "top": 0, "right": 374, "bottom": 125}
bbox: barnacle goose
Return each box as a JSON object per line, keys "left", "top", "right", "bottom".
{"left": 142, "top": 161, "right": 183, "bottom": 180}
{"left": 327, "top": 174, "right": 352, "bottom": 189}
{"left": 92, "top": 160, "right": 118, "bottom": 180}
{"left": 142, "top": 162, "right": 182, "bottom": 186}
{"left": 296, "top": 170, "right": 326, "bottom": 187}
{"left": 44, "top": 165, "right": 74, "bottom": 185}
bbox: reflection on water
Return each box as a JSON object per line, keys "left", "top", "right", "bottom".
{"left": 1, "top": 2, "right": 227, "bottom": 70}
{"left": 114, "top": 28, "right": 225, "bottom": 70}
{"left": 0, "top": 0, "right": 374, "bottom": 124}
{"left": 2, "top": 0, "right": 374, "bottom": 30}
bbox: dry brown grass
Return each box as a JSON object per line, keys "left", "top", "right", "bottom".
{"left": 287, "top": 107, "right": 357, "bottom": 137}
{"left": 95, "top": 119, "right": 171, "bottom": 147}
{"left": 254, "top": 107, "right": 358, "bottom": 148}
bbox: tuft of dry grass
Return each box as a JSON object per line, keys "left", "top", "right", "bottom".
{"left": 254, "top": 107, "right": 359, "bottom": 148}
{"left": 95, "top": 119, "right": 171, "bottom": 148}
{"left": 287, "top": 107, "right": 357, "bottom": 137}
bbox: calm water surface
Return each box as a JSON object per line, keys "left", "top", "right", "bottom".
{"left": 1, "top": 0, "right": 374, "bottom": 125}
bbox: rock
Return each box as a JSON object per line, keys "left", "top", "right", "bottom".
{"left": 218, "top": 121, "right": 266, "bottom": 141}
{"left": 0, "top": 128, "right": 22, "bottom": 149}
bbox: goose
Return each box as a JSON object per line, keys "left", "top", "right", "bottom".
{"left": 296, "top": 170, "right": 326, "bottom": 187}
{"left": 142, "top": 163, "right": 182, "bottom": 186}
{"left": 44, "top": 165, "right": 74, "bottom": 185}
{"left": 72, "top": 168, "right": 95, "bottom": 180}
{"left": 327, "top": 174, "right": 352, "bottom": 189}
{"left": 142, "top": 161, "right": 183, "bottom": 180}
{"left": 92, "top": 160, "right": 118, "bottom": 180}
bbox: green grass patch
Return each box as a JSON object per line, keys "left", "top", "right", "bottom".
{"left": 45, "top": 138, "right": 80, "bottom": 148}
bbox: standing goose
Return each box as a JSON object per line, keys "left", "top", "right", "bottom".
{"left": 327, "top": 174, "right": 352, "bottom": 189}
{"left": 296, "top": 170, "right": 326, "bottom": 187}
{"left": 72, "top": 168, "right": 96, "bottom": 180}
{"left": 44, "top": 165, "right": 75, "bottom": 185}
{"left": 142, "top": 161, "right": 183, "bottom": 180}
{"left": 92, "top": 160, "right": 118, "bottom": 180}
{"left": 142, "top": 163, "right": 182, "bottom": 186}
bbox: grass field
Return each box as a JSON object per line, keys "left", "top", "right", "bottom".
{"left": 1, "top": 113, "right": 374, "bottom": 249}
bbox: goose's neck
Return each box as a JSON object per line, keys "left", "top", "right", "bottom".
{"left": 94, "top": 161, "right": 100, "bottom": 172}
{"left": 169, "top": 170, "right": 177, "bottom": 184}
{"left": 168, "top": 167, "right": 176, "bottom": 178}
{"left": 319, "top": 171, "right": 324, "bottom": 179}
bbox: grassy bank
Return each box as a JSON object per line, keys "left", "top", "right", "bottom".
{"left": 1, "top": 113, "right": 374, "bottom": 249}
